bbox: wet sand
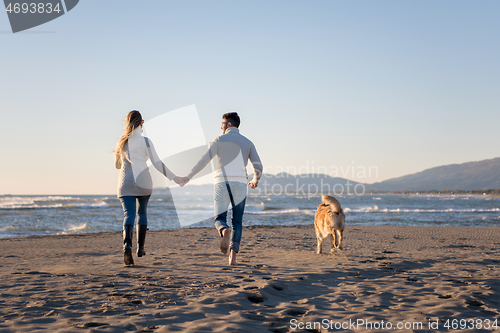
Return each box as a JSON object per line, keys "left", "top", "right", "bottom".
{"left": 1, "top": 225, "right": 499, "bottom": 332}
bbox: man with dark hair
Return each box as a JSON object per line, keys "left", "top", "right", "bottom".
{"left": 181, "top": 112, "right": 262, "bottom": 265}
{"left": 222, "top": 112, "right": 240, "bottom": 128}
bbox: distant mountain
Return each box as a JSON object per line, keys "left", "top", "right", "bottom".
{"left": 369, "top": 157, "right": 500, "bottom": 191}
{"left": 154, "top": 157, "right": 500, "bottom": 194}
{"left": 257, "top": 173, "right": 364, "bottom": 194}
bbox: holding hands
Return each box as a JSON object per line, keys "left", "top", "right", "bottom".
{"left": 173, "top": 176, "right": 190, "bottom": 187}
{"left": 248, "top": 179, "right": 258, "bottom": 189}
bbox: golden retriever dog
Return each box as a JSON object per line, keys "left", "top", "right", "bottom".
{"left": 314, "top": 195, "right": 345, "bottom": 254}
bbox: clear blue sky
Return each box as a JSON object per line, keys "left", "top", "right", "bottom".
{"left": 1, "top": 1, "right": 499, "bottom": 194}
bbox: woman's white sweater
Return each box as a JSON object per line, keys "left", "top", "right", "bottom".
{"left": 116, "top": 127, "right": 175, "bottom": 197}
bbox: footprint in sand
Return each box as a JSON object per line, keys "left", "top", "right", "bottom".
{"left": 285, "top": 308, "right": 306, "bottom": 316}
{"left": 269, "top": 282, "right": 285, "bottom": 291}
{"left": 246, "top": 292, "right": 265, "bottom": 303}
{"left": 244, "top": 286, "right": 259, "bottom": 290}
{"left": 72, "top": 322, "right": 109, "bottom": 328}
{"left": 465, "top": 299, "right": 484, "bottom": 307}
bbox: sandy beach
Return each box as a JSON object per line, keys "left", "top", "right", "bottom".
{"left": 1, "top": 225, "right": 499, "bottom": 332}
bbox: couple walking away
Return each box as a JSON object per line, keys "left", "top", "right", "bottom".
{"left": 113, "top": 110, "right": 263, "bottom": 266}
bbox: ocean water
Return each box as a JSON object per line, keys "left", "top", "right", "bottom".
{"left": 0, "top": 193, "right": 499, "bottom": 238}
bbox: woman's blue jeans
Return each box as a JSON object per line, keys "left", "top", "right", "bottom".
{"left": 119, "top": 195, "right": 151, "bottom": 228}
{"left": 214, "top": 182, "right": 247, "bottom": 253}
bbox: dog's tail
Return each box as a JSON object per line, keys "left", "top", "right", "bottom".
{"left": 321, "top": 195, "right": 342, "bottom": 213}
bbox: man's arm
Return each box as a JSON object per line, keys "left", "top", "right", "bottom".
{"left": 248, "top": 143, "right": 263, "bottom": 188}
{"left": 186, "top": 139, "right": 218, "bottom": 180}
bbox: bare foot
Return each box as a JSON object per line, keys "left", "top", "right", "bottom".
{"left": 220, "top": 228, "right": 230, "bottom": 254}
{"left": 228, "top": 249, "right": 237, "bottom": 266}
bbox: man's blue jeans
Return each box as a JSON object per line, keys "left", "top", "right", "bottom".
{"left": 214, "top": 182, "right": 247, "bottom": 253}
{"left": 119, "top": 195, "right": 151, "bottom": 228}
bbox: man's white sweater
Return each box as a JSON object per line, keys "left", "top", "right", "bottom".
{"left": 187, "top": 127, "right": 263, "bottom": 184}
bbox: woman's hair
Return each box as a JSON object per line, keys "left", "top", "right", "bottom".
{"left": 114, "top": 110, "right": 143, "bottom": 162}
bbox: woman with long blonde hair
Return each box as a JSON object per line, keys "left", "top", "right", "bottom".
{"left": 114, "top": 110, "right": 182, "bottom": 266}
